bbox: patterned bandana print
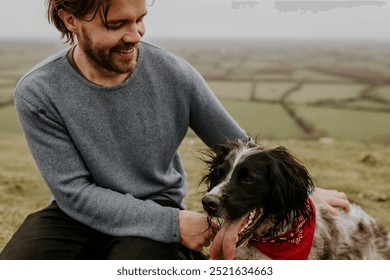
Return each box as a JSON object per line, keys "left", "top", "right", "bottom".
{"left": 249, "top": 199, "right": 316, "bottom": 260}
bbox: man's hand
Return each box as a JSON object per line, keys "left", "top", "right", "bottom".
{"left": 178, "top": 210, "right": 219, "bottom": 252}
{"left": 311, "top": 187, "right": 351, "bottom": 215}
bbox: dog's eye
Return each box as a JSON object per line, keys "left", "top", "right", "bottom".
{"left": 237, "top": 170, "right": 256, "bottom": 184}
{"left": 238, "top": 174, "right": 256, "bottom": 185}
{"left": 241, "top": 176, "right": 255, "bottom": 184}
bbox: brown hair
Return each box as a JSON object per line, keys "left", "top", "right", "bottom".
{"left": 46, "top": 0, "right": 112, "bottom": 44}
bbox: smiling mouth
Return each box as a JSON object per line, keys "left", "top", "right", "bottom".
{"left": 113, "top": 43, "right": 138, "bottom": 56}
{"left": 209, "top": 207, "right": 265, "bottom": 259}
{"left": 115, "top": 48, "right": 136, "bottom": 55}
{"left": 118, "top": 48, "right": 135, "bottom": 54}
{"left": 236, "top": 208, "right": 264, "bottom": 247}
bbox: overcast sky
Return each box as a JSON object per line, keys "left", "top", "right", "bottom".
{"left": 0, "top": 0, "right": 389, "bottom": 41}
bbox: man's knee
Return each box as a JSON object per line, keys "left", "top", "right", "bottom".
{"left": 104, "top": 236, "right": 179, "bottom": 260}
{"left": 0, "top": 204, "right": 91, "bottom": 260}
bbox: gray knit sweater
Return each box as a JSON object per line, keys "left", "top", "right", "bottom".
{"left": 14, "top": 41, "right": 246, "bottom": 243}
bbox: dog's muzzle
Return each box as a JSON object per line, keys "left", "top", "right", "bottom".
{"left": 202, "top": 194, "right": 221, "bottom": 216}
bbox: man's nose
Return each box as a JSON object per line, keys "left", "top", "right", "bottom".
{"left": 122, "top": 23, "right": 144, "bottom": 44}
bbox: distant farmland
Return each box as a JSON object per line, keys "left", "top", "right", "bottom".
{"left": 157, "top": 39, "right": 390, "bottom": 143}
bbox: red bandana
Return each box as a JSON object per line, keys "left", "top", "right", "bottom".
{"left": 249, "top": 199, "right": 316, "bottom": 260}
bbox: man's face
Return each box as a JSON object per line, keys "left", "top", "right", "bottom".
{"left": 76, "top": 0, "right": 147, "bottom": 75}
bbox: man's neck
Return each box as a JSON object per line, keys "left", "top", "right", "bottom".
{"left": 70, "top": 45, "right": 131, "bottom": 87}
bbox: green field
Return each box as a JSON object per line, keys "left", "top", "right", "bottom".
{"left": 1, "top": 39, "right": 389, "bottom": 254}
{"left": 207, "top": 81, "right": 252, "bottom": 101}
{"left": 286, "top": 84, "right": 366, "bottom": 104}
{"left": 345, "top": 99, "right": 390, "bottom": 110}
{"left": 0, "top": 106, "right": 21, "bottom": 133}
{"left": 291, "top": 70, "right": 354, "bottom": 83}
{"left": 220, "top": 100, "right": 306, "bottom": 139}
{"left": 254, "top": 82, "right": 297, "bottom": 101}
{"left": 293, "top": 105, "right": 390, "bottom": 142}
{"left": 372, "top": 85, "right": 390, "bottom": 102}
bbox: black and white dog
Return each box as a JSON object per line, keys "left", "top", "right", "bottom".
{"left": 201, "top": 140, "right": 390, "bottom": 260}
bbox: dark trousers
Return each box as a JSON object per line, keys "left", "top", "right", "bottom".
{"left": 0, "top": 201, "right": 193, "bottom": 260}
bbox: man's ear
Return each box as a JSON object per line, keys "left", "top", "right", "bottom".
{"left": 57, "top": 9, "right": 78, "bottom": 34}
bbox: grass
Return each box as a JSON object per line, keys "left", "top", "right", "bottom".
{"left": 0, "top": 131, "right": 50, "bottom": 248}
{"left": 0, "top": 106, "right": 21, "bottom": 133}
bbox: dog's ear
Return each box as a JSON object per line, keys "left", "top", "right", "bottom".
{"left": 200, "top": 141, "right": 242, "bottom": 190}
{"left": 200, "top": 142, "right": 235, "bottom": 189}
{"left": 266, "top": 146, "right": 315, "bottom": 229}
{"left": 212, "top": 142, "right": 234, "bottom": 159}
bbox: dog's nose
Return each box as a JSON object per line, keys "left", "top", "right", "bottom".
{"left": 202, "top": 194, "right": 221, "bottom": 213}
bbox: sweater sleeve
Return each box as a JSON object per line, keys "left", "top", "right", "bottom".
{"left": 14, "top": 90, "right": 180, "bottom": 244}
{"left": 188, "top": 67, "right": 248, "bottom": 147}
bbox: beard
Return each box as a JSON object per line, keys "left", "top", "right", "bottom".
{"left": 79, "top": 27, "right": 139, "bottom": 75}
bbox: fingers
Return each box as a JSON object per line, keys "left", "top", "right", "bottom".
{"left": 330, "top": 195, "right": 351, "bottom": 212}
{"left": 326, "top": 205, "right": 339, "bottom": 216}
{"left": 312, "top": 188, "right": 351, "bottom": 216}
{"left": 325, "top": 190, "right": 351, "bottom": 213}
{"left": 328, "top": 189, "right": 347, "bottom": 200}
{"left": 192, "top": 226, "right": 214, "bottom": 251}
{"left": 208, "top": 219, "right": 220, "bottom": 240}
{"left": 338, "top": 197, "right": 351, "bottom": 212}
{"left": 201, "top": 219, "right": 219, "bottom": 247}
{"left": 178, "top": 210, "right": 219, "bottom": 251}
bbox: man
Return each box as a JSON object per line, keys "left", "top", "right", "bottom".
{"left": 0, "top": 0, "right": 349, "bottom": 259}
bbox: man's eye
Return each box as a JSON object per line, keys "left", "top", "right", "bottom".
{"left": 107, "top": 20, "right": 127, "bottom": 29}
{"left": 108, "top": 22, "right": 124, "bottom": 29}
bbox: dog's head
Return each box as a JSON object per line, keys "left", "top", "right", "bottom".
{"left": 201, "top": 140, "right": 315, "bottom": 236}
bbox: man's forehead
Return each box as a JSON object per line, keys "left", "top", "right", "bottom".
{"left": 105, "top": 0, "right": 147, "bottom": 16}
